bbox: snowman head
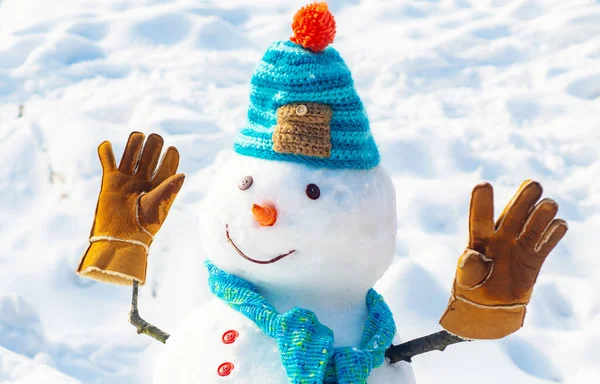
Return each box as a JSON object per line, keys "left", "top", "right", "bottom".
{"left": 201, "top": 2, "right": 397, "bottom": 300}
{"left": 201, "top": 155, "right": 396, "bottom": 300}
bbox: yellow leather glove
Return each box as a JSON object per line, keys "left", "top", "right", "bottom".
{"left": 76, "top": 132, "right": 184, "bottom": 286}
{"left": 440, "top": 180, "right": 568, "bottom": 339}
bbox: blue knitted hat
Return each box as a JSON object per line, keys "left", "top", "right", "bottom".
{"left": 233, "top": 2, "right": 379, "bottom": 170}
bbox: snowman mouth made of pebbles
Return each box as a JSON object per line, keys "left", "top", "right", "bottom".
{"left": 76, "top": 2, "right": 568, "bottom": 384}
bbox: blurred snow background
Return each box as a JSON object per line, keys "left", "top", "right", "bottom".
{"left": 0, "top": 0, "right": 599, "bottom": 383}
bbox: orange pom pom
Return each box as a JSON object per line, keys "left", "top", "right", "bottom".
{"left": 290, "top": 2, "right": 336, "bottom": 53}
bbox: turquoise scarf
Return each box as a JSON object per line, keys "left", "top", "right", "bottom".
{"left": 206, "top": 260, "right": 396, "bottom": 384}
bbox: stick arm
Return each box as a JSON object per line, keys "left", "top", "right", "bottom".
{"left": 385, "top": 330, "right": 469, "bottom": 364}
{"left": 128, "top": 281, "right": 171, "bottom": 344}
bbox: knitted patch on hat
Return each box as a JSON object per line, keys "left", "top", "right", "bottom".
{"left": 273, "top": 102, "right": 332, "bottom": 158}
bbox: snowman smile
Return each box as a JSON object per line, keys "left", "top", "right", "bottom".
{"left": 225, "top": 225, "right": 295, "bottom": 264}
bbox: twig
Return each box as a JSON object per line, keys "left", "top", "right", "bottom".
{"left": 385, "top": 330, "right": 468, "bottom": 364}
{"left": 128, "top": 281, "right": 170, "bottom": 343}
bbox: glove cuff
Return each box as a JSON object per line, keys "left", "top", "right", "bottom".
{"left": 439, "top": 290, "right": 526, "bottom": 339}
{"left": 76, "top": 239, "right": 148, "bottom": 286}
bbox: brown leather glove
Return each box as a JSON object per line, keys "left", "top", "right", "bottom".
{"left": 439, "top": 180, "right": 568, "bottom": 339}
{"left": 76, "top": 132, "right": 185, "bottom": 286}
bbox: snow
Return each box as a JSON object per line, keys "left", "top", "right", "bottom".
{"left": 0, "top": 345, "right": 79, "bottom": 384}
{"left": 0, "top": 0, "right": 598, "bottom": 383}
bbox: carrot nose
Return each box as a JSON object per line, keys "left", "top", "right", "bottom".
{"left": 252, "top": 204, "right": 277, "bottom": 227}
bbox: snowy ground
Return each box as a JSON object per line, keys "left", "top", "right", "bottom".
{"left": 0, "top": 0, "right": 599, "bottom": 383}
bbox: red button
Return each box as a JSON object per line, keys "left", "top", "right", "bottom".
{"left": 222, "top": 330, "right": 239, "bottom": 344}
{"left": 217, "top": 362, "right": 234, "bottom": 376}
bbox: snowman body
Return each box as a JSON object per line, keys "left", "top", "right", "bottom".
{"left": 153, "top": 156, "right": 416, "bottom": 383}
{"left": 153, "top": 299, "right": 416, "bottom": 383}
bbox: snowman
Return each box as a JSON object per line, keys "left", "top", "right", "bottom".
{"left": 76, "top": 3, "right": 568, "bottom": 383}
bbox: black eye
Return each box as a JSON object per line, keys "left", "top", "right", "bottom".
{"left": 305, "top": 184, "right": 320, "bottom": 200}
{"left": 238, "top": 176, "right": 253, "bottom": 190}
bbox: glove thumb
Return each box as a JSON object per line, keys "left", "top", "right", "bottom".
{"left": 456, "top": 249, "right": 493, "bottom": 289}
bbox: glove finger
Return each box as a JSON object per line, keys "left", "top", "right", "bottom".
{"left": 152, "top": 146, "right": 180, "bottom": 187}
{"left": 468, "top": 182, "right": 495, "bottom": 252}
{"left": 534, "top": 219, "right": 568, "bottom": 256}
{"left": 495, "top": 180, "right": 543, "bottom": 237}
{"left": 136, "top": 133, "right": 164, "bottom": 179}
{"left": 514, "top": 219, "right": 566, "bottom": 289}
{"left": 98, "top": 141, "right": 116, "bottom": 173}
{"left": 517, "top": 198, "right": 558, "bottom": 250}
{"left": 118, "top": 132, "right": 145, "bottom": 174}
{"left": 139, "top": 173, "right": 185, "bottom": 232}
